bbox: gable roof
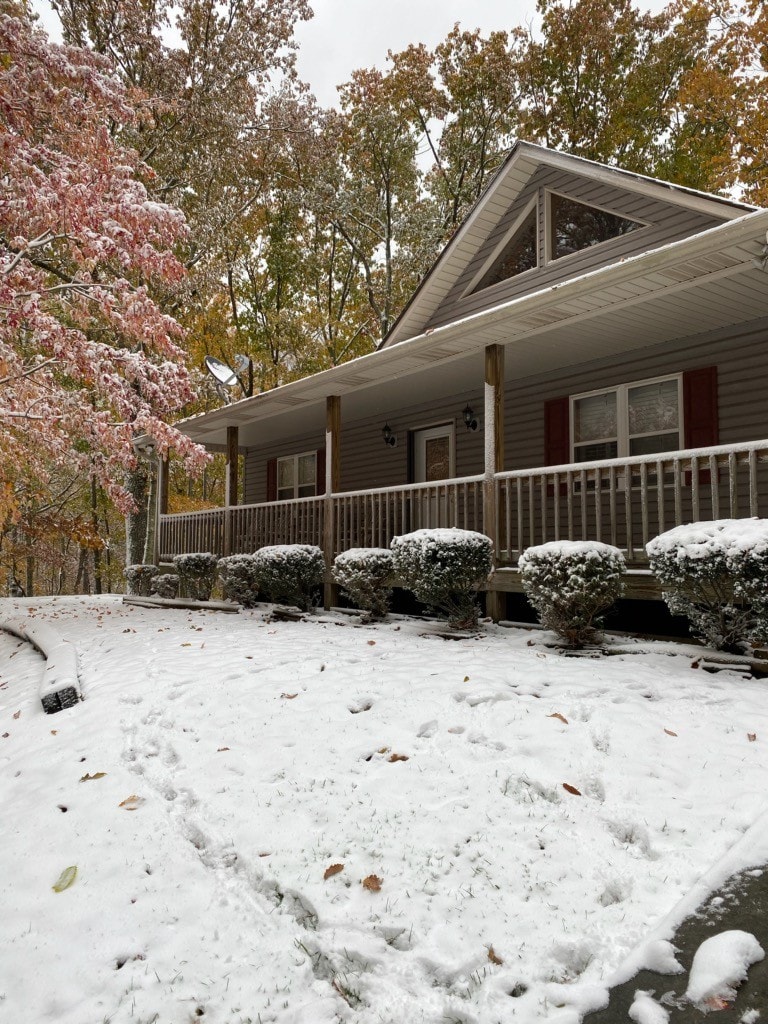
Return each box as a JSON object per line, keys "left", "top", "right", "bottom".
{"left": 380, "top": 141, "right": 758, "bottom": 349}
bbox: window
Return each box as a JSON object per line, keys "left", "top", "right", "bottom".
{"left": 277, "top": 451, "right": 316, "bottom": 500}
{"left": 549, "top": 193, "right": 643, "bottom": 261}
{"left": 571, "top": 375, "right": 682, "bottom": 463}
{"left": 473, "top": 205, "right": 538, "bottom": 292}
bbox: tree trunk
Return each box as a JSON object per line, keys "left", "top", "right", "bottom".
{"left": 142, "top": 464, "right": 157, "bottom": 565}
{"left": 125, "top": 463, "right": 150, "bottom": 566}
{"left": 25, "top": 554, "right": 34, "bottom": 597}
{"left": 91, "top": 476, "right": 102, "bottom": 594}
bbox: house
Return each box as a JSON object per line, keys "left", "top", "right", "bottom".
{"left": 163, "top": 141, "right": 768, "bottom": 619}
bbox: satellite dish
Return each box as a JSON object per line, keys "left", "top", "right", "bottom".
{"left": 204, "top": 355, "right": 239, "bottom": 387}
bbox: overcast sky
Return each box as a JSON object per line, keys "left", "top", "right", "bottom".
{"left": 36, "top": 0, "right": 672, "bottom": 109}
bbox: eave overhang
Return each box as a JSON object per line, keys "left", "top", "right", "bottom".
{"left": 179, "top": 208, "right": 768, "bottom": 450}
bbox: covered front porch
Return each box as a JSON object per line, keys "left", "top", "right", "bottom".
{"left": 158, "top": 437, "right": 768, "bottom": 605}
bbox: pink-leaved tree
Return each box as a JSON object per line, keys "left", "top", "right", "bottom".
{"left": 0, "top": 4, "right": 207, "bottom": 554}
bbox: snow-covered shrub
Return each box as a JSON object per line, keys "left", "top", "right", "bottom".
{"left": 390, "top": 528, "right": 493, "bottom": 629}
{"left": 123, "top": 563, "right": 158, "bottom": 596}
{"left": 254, "top": 544, "right": 325, "bottom": 612}
{"left": 173, "top": 552, "right": 219, "bottom": 601}
{"left": 333, "top": 548, "right": 394, "bottom": 621}
{"left": 218, "top": 554, "right": 261, "bottom": 607}
{"left": 518, "top": 541, "right": 625, "bottom": 647}
{"left": 151, "top": 573, "right": 179, "bottom": 599}
{"left": 647, "top": 519, "right": 768, "bottom": 651}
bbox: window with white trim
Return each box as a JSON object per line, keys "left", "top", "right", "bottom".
{"left": 571, "top": 374, "right": 683, "bottom": 463}
{"left": 277, "top": 451, "right": 316, "bottom": 499}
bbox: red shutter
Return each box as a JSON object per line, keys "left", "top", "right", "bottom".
{"left": 545, "top": 396, "right": 570, "bottom": 497}
{"left": 266, "top": 458, "right": 277, "bottom": 502}
{"left": 316, "top": 447, "right": 326, "bottom": 496}
{"left": 545, "top": 396, "right": 570, "bottom": 466}
{"left": 683, "top": 367, "right": 718, "bottom": 485}
{"left": 683, "top": 366, "right": 719, "bottom": 449}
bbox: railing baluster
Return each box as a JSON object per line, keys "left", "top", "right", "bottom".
{"left": 594, "top": 467, "right": 602, "bottom": 543}
{"left": 528, "top": 476, "right": 535, "bottom": 546}
{"left": 639, "top": 461, "right": 648, "bottom": 548}
{"left": 729, "top": 452, "right": 738, "bottom": 517}
{"left": 624, "top": 468, "right": 634, "bottom": 561}
{"left": 691, "top": 456, "right": 700, "bottom": 521}
{"left": 580, "top": 470, "right": 587, "bottom": 540}
{"left": 553, "top": 473, "right": 560, "bottom": 540}
{"left": 674, "top": 460, "right": 682, "bottom": 525}
{"left": 540, "top": 476, "right": 547, "bottom": 543}
{"left": 516, "top": 477, "right": 523, "bottom": 555}
{"left": 750, "top": 449, "right": 759, "bottom": 515}
{"left": 656, "top": 460, "right": 665, "bottom": 537}
{"left": 710, "top": 455, "right": 719, "bottom": 520}
{"left": 567, "top": 472, "right": 574, "bottom": 540}
{"left": 609, "top": 466, "right": 617, "bottom": 547}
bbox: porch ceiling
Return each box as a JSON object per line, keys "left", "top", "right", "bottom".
{"left": 180, "top": 210, "right": 768, "bottom": 450}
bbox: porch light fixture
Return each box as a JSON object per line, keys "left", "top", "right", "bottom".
{"left": 382, "top": 423, "right": 397, "bottom": 447}
{"left": 462, "top": 404, "right": 479, "bottom": 431}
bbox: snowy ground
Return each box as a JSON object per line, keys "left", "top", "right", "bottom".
{"left": 1, "top": 596, "right": 767, "bottom": 1024}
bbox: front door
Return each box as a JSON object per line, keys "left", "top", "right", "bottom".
{"left": 412, "top": 424, "right": 455, "bottom": 527}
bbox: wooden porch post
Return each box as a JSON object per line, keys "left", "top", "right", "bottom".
{"left": 323, "top": 395, "right": 341, "bottom": 610}
{"left": 483, "top": 344, "right": 505, "bottom": 621}
{"left": 223, "top": 425, "right": 238, "bottom": 556}
{"left": 153, "top": 454, "right": 169, "bottom": 566}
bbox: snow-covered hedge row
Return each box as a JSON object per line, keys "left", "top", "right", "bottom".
{"left": 391, "top": 528, "right": 492, "bottom": 629}
{"left": 124, "top": 563, "right": 158, "bottom": 596}
{"left": 647, "top": 519, "right": 768, "bottom": 651}
{"left": 254, "top": 545, "right": 325, "bottom": 612}
{"left": 218, "top": 554, "right": 260, "bottom": 607}
{"left": 173, "top": 553, "right": 219, "bottom": 601}
{"left": 519, "top": 541, "right": 625, "bottom": 647}
{"left": 151, "top": 573, "right": 179, "bottom": 599}
{"left": 333, "top": 548, "right": 393, "bottom": 621}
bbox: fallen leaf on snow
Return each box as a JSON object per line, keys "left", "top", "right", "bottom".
{"left": 464, "top": 675, "right": 470, "bottom": 682}
{"left": 487, "top": 946, "right": 503, "bottom": 965}
{"left": 362, "top": 874, "right": 382, "bottom": 892}
{"left": 664, "top": 728, "right": 678, "bottom": 737}
{"left": 378, "top": 747, "right": 390, "bottom": 754}
{"left": 281, "top": 693, "right": 298, "bottom": 700}
{"left": 52, "top": 865, "right": 77, "bottom": 892}
{"left": 748, "top": 733, "right": 757, "bottom": 742}
{"left": 548, "top": 713, "right": 568, "bottom": 725}
{"left": 118, "top": 795, "right": 145, "bottom": 811}
{"left": 217, "top": 746, "right": 230, "bottom": 752}
{"left": 13, "top": 710, "right": 20, "bottom": 719}
{"left": 80, "top": 772, "right": 106, "bottom": 782}
{"left": 389, "top": 753, "right": 409, "bottom": 762}
{"left": 367, "top": 640, "right": 376, "bottom": 646}
{"left": 323, "top": 863, "right": 344, "bottom": 880}
{"left": 562, "top": 783, "right": 582, "bottom": 796}
{"left": 50, "top": 730, "right": 57, "bottom": 735}
{"left": 180, "top": 642, "right": 192, "bottom": 647}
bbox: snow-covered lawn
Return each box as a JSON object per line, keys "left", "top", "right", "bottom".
{"left": 1, "top": 596, "right": 767, "bottom": 1024}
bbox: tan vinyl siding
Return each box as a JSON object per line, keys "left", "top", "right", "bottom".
{"left": 428, "top": 167, "right": 722, "bottom": 333}
{"left": 504, "top": 318, "right": 768, "bottom": 471}
{"left": 243, "top": 319, "right": 768, "bottom": 501}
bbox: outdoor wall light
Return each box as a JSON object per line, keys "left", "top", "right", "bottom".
{"left": 462, "top": 404, "right": 479, "bottom": 431}
{"left": 382, "top": 423, "right": 397, "bottom": 447}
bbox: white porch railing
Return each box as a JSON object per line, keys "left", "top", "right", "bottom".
{"left": 157, "top": 441, "right": 768, "bottom": 565}
{"left": 495, "top": 440, "right": 768, "bottom": 562}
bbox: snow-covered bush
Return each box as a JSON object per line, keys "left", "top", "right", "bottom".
{"left": 647, "top": 519, "right": 768, "bottom": 651}
{"left": 333, "top": 548, "right": 394, "bottom": 621}
{"left": 254, "top": 545, "right": 325, "bottom": 613}
{"left": 218, "top": 554, "right": 261, "bottom": 607}
{"left": 151, "top": 573, "right": 179, "bottom": 599}
{"left": 391, "top": 528, "right": 493, "bottom": 630}
{"left": 173, "top": 552, "right": 219, "bottom": 601}
{"left": 518, "top": 541, "right": 626, "bottom": 647}
{"left": 124, "top": 563, "right": 158, "bottom": 596}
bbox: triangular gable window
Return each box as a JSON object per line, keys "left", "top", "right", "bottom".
{"left": 550, "top": 193, "right": 642, "bottom": 261}
{"left": 473, "top": 206, "right": 538, "bottom": 293}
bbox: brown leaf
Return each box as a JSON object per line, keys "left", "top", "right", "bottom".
{"left": 691, "top": 659, "right": 701, "bottom": 669}
{"left": 378, "top": 746, "right": 390, "bottom": 754}
{"left": 664, "top": 728, "right": 678, "bottom": 737}
{"left": 562, "top": 783, "right": 582, "bottom": 796}
{"left": 323, "top": 863, "right": 344, "bottom": 880}
{"left": 487, "top": 946, "right": 503, "bottom": 965}
{"left": 50, "top": 730, "right": 57, "bottom": 735}
{"left": 389, "top": 753, "right": 409, "bottom": 762}
{"left": 80, "top": 772, "right": 106, "bottom": 782}
{"left": 362, "top": 874, "right": 382, "bottom": 892}
{"left": 548, "top": 713, "right": 568, "bottom": 725}
{"left": 217, "top": 746, "right": 230, "bottom": 752}
{"left": 748, "top": 732, "right": 757, "bottom": 742}
{"left": 281, "top": 692, "right": 298, "bottom": 699}
{"left": 180, "top": 642, "right": 192, "bottom": 647}
{"left": 12, "top": 710, "right": 20, "bottom": 719}
{"left": 118, "top": 795, "right": 145, "bottom": 811}
{"left": 463, "top": 675, "right": 470, "bottom": 682}
{"left": 367, "top": 640, "right": 376, "bottom": 646}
